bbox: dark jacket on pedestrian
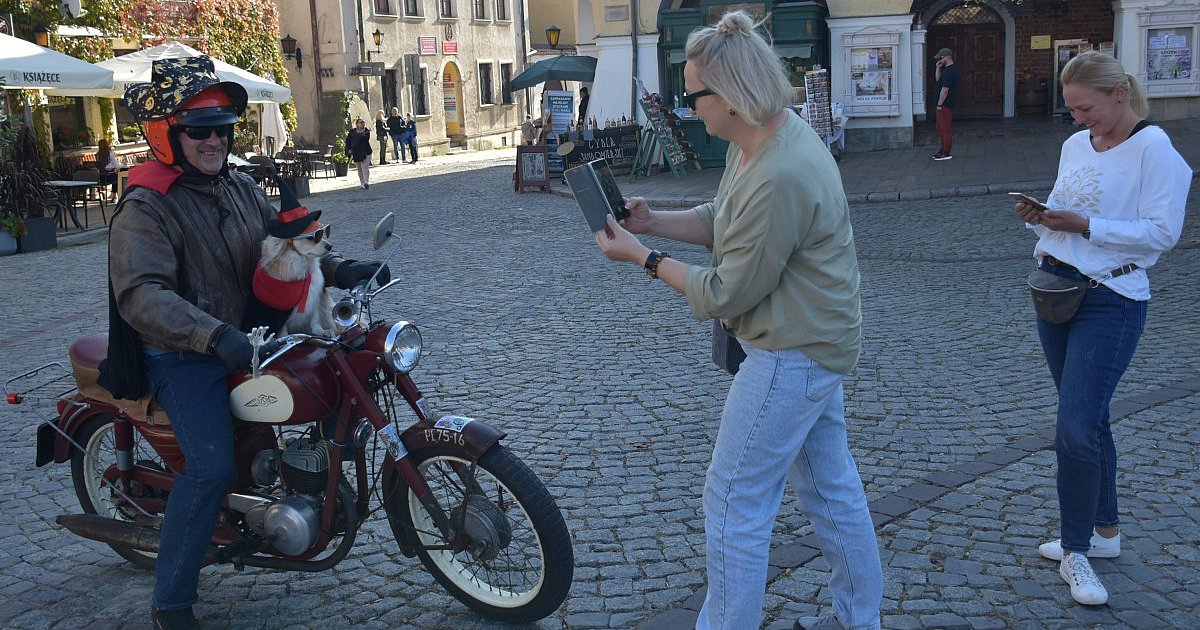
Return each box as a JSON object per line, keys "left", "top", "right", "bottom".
{"left": 375, "top": 118, "right": 389, "bottom": 140}
{"left": 345, "top": 128, "right": 373, "bottom": 163}
{"left": 387, "top": 114, "right": 405, "bottom": 139}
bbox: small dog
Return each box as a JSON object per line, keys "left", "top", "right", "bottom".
{"left": 243, "top": 224, "right": 335, "bottom": 336}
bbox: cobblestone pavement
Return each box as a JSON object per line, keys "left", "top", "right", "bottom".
{"left": 1, "top": 156, "right": 1197, "bottom": 630}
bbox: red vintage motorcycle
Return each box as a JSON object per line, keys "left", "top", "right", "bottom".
{"left": 8, "top": 214, "right": 573, "bottom": 624}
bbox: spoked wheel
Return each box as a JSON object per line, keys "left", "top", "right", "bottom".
{"left": 385, "top": 446, "right": 573, "bottom": 623}
{"left": 70, "top": 415, "right": 164, "bottom": 570}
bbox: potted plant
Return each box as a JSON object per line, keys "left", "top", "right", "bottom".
{"left": 0, "top": 126, "right": 58, "bottom": 253}
{"left": 331, "top": 136, "right": 351, "bottom": 177}
{"left": 0, "top": 212, "right": 24, "bottom": 255}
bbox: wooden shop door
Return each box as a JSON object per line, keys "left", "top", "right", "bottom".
{"left": 928, "top": 5, "right": 1005, "bottom": 119}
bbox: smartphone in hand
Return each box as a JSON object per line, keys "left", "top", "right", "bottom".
{"left": 1008, "top": 192, "right": 1049, "bottom": 212}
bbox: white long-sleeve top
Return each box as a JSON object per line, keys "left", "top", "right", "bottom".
{"left": 1031, "top": 125, "right": 1192, "bottom": 300}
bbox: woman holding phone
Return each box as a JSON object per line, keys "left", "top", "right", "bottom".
{"left": 1013, "top": 51, "right": 1190, "bottom": 606}
{"left": 593, "top": 11, "right": 882, "bottom": 630}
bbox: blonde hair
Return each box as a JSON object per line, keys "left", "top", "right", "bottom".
{"left": 375, "top": 110, "right": 385, "bottom": 120}
{"left": 1061, "top": 51, "right": 1148, "bottom": 117}
{"left": 685, "top": 10, "right": 792, "bottom": 127}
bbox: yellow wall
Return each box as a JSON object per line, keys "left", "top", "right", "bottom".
{"left": 529, "top": 1, "right": 579, "bottom": 47}
{"left": 590, "top": 1, "right": 657, "bottom": 38}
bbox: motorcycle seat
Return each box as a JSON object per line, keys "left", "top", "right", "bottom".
{"left": 70, "top": 333, "right": 171, "bottom": 426}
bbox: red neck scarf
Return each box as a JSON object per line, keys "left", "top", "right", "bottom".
{"left": 253, "top": 265, "right": 312, "bottom": 313}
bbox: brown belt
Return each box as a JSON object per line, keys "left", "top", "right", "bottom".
{"left": 1043, "top": 255, "right": 1078, "bottom": 272}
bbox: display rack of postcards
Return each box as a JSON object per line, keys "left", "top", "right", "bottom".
{"left": 630, "top": 78, "right": 699, "bottom": 179}
{"left": 804, "top": 69, "right": 834, "bottom": 139}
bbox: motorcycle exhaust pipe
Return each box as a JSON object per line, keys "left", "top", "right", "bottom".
{"left": 56, "top": 514, "right": 162, "bottom": 553}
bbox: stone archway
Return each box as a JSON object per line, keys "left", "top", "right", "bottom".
{"left": 441, "top": 61, "right": 465, "bottom": 146}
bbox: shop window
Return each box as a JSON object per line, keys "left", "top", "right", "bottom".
{"left": 479, "top": 62, "right": 494, "bottom": 105}
{"left": 1146, "top": 27, "right": 1193, "bottom": 82}
{"left": 403, "top": 0, "right": 421, "bottom": 17}
{"left": 500, "top": 63, "right": 513, "bottom": 104}
{"left": 495, "top": 0, "right": 508, "bottom": 21}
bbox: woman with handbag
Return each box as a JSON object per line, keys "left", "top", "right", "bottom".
{"left": 344, "top": 117, "right": 373, "bottom": 189}
{"left": 1014, "top": 51, "right": 1190, "bottom": 606}
{"left": 593, "top": 11, "right": 882, "bottom": 630}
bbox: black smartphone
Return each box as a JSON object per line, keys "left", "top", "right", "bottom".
{"left": 593, "top": 160, "right": 630, "bottom": 222}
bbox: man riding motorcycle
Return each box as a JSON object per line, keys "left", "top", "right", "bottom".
{"left": 101, "top": 56, "right": 385, "bottom": 630}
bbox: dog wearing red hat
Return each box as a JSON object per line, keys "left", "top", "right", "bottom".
{"left": 241, "top": 176, "right": 335, "bottom": 336}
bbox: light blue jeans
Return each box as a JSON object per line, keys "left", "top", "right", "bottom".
{"left": 697, "top": 344, "right": 882, "bottom": 630}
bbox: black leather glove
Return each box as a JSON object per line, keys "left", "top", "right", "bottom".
{"left": 209, "top": 324, "right": 253, "bottom": 372}
{"left": 333, "top": 260, "right": 391, "bottom": 289}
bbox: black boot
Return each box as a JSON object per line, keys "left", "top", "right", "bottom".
{"left": 152, "top": 607, "right": 200, "bottom": 630}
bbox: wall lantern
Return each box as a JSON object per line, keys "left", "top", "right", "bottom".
{"left": 280, "top": 34, "right": 303, "bottom": 69}
{"left": 34, "top": 25, "right": 50, "bottom": 47}
{"left": 372, "top": 28, "right": 384, "bottom": 52}
{"left": 545, "top": 25, "right": 561, "bottom": 50}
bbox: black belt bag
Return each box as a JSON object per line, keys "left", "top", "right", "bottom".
{"left": 1027, "top": 261, "right": 1139, "bottom": 324}
{"left": 712, "top": 320, "right": 746, "bottom": 375}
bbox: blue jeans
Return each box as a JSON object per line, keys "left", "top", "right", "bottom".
{"left": 391, "top": 134, "right": 407, "bottom": 161}
{"left": 697, "top": 345, "right": 882, "bottom": 630}
{"left": 406, "top": 134, "right": 418, "bottom": 161}
{"left": 1036, "top": 261, "right": 1146, "bottom": 554}
{"left": 146, "top": 353, "right": 237, "bottom": 611}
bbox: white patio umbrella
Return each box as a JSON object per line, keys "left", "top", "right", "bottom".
{"left": 47, "top": 41, "right": 291, "bottom": 103}
{"left": 0, "top": 32, "right": 114, "bottom": 90}
{"left": 259, "top": 102, "right": 289, "bottom": 154}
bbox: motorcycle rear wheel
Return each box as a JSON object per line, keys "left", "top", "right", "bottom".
{"left": 385, "top": 446, "right": 573, "bottom": 623}
{"left": 70, "top": 415, "right": 162, "bottom": 570}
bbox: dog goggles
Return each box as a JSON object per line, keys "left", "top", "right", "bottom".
{"left": 294, "top": 224, "right": 331, "bottom": 243}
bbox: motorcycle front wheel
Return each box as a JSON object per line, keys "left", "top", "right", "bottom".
{"left": 384, "top": 445, "right": 573, "bottom": 624}
{"left": 70, "top": 415, "right": 162, "bottom": 570}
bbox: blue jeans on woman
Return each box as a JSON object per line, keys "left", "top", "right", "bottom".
{"left": 696, "top": 344, "right": 883, "bottom": 630}
{"left": 1036, "top": 261, "right": 1146, "bottom": 555}
{"left": 146, "top": 352, "right": 237, "bottom": 612}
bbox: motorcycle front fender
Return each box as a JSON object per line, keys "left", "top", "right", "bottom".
{"left": 397, "top": 415, "right": 506, "bottom": 461}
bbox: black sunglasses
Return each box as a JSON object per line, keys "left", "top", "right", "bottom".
{"left": 684, "top": 89, "right": 716, "bottom": 107}
{"left": 179, "top": 125, "right": 232, "bottom": 141}
{"left": 294, "top": 224, "right": 331, "bottom": 243}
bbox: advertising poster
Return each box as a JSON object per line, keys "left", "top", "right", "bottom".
{"left": 544, "top": 90, "right": 574, "bottom": 172}
{"left": 1146, "top": 28, "right": 1192, "bottom": 81}
{"left": 850, "top": 46, "right": 892, "bottom": 103}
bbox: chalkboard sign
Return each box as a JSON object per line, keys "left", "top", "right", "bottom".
{"left": 559, "top": 127, "right": 640, "bottom": 173}
{"left": 515, "top": 145, "right": 550, "bottom": 192}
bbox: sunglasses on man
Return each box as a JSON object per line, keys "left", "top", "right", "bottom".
{"left": 683, "top": 89, "right": 716, "bottom": 108}
{"left": 293, "top": 224, "right": 331, "bottom": 243}
{"left": 177, "top": 124, "right": 233, "bottom": 141}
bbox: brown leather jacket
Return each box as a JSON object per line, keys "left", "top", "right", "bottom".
{"left": 109, "top": 164, "right": 276, "bottom": 354}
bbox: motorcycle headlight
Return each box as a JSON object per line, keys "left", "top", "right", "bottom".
{"left": 383, "top": 321, "right": 422, "bottom": 373}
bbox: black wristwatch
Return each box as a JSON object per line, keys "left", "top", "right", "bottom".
{"left": 644, "top": 250, "right": 670, "bottom": 279}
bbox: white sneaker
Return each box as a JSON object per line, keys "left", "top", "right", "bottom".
{"left": 1038, "top": 530, "right": 1120, "bottom": 560}
{"left": 1060, "top": 553, "right": 1109, "bottom": 605}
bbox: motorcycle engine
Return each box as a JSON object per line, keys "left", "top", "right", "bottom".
{"left": 243, "top": 437, "right": 333, "bottom": 555}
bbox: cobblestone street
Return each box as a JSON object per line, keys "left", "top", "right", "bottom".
{"left": 1, "top": 154, "right": 1197, "bottom": 629}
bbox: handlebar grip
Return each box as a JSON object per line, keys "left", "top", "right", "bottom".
{"left": 259, "top": 338, "right": 285, "bottom": 359}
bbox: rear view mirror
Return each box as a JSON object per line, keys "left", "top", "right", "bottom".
{"left": 373, "top": 213, "right": 395, "bottom": 250}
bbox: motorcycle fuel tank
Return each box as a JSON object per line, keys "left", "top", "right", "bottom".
{"left": 228, "top": 345, "right": 339, "bottom": 424}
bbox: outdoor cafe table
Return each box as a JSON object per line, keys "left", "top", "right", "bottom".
{"left": 44, "top": 180, "right": 100, "bottom": 231}
{"left": 294, "top": 149, "right": 322, "bottom": 177}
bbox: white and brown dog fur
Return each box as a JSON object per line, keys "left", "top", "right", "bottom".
{"left": 256, "top": 231, "right": 335, "bottom": 336}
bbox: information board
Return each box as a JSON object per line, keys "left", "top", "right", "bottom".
{"left": 544, "top": 90, "right": 575, "bottom": 173}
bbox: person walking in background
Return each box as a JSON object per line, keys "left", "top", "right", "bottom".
{"left": 932, "top": 48, "right": 959, "bottom": 161}
{"left": 387, "top": 107, "right": 407, "bottom": 163}
{"left": 404, "top": 113, "right": 419, "bottom": 163}
{"left": 577, "top": 86, "right": 590, "bottom": 125}
{"left": 374, "top": 110, "right": 390, "bottom": 165}
{"left": 592, "top": 11, "right": 883, "bottom": 630}
{"left": 1013, "top": 51, "right": 1190, "bottom": 607}
{"left": 345, "top": 117, "right": 373, "bottom": 189}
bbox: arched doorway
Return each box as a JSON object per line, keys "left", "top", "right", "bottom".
{"left": 927, "top": 3, "right": 1004, "bottom": 119}
{"left": 442, "top": 62, "right": 465, "bottom": 147}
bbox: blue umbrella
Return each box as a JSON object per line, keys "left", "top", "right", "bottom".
{"left": 510, "top": 55, "right": 597, "bottom": 91}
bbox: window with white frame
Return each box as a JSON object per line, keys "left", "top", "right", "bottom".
{"left": 473, "top": 0, "right": 486, "bottom": 20}
{"left": 403, "top": 0, "right": 420, "bottom": 17}
{"left": 439, "top": 0, "right": 455, "bottom": 18}
{"left": 500, "top": 63, "right": 513, "bottom": 103}
{"left": 479, "top": 62, "right": 494, "bottom": 104}
{"left": 495, "top": 0, "right": 508, "bottom": 21}
{"left": 373, "top": 0, "right": 395, "bottom": 15}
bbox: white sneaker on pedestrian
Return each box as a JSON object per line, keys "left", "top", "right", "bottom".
{"left": 1060, "top": 553, "right": 1109, "bottom": 605}
{"left": 1038, "top": 530, "right": 1120, "bottom": 561}
{"left": 794, "top": 615, "right": 848, "bottom": 630}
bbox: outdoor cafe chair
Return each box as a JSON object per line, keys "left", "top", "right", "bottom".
{"left": 70, "top": 169, "right": 108, "bottom": 227}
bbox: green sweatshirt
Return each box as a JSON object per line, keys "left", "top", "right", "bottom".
{"left": 683, "top": 112, "right": 862, "bottom": 374}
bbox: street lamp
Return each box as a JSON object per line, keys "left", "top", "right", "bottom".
{"left": 280, "top": 34, "right": 303, "bottom": 69}
{"left": 372, "top": 28, "right": 383, "bottom": 53}
{"left": 34, "top": 25, "right": 50, "bottom": 47}
{"left": 545, "top": 25, "right": 561, "bottom": 50}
